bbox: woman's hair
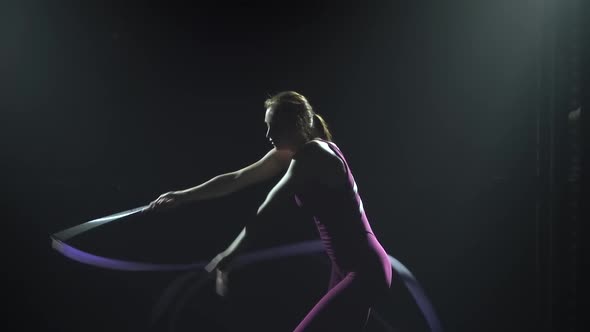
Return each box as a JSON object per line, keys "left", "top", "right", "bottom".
{"left": 264, "top": 91, "right": 333, "bottom": 141}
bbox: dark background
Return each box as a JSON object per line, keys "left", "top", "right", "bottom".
{"left": 2, "top": 0, "right": 586, "bottom": 331}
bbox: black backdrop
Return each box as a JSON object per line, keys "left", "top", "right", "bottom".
{"left": 3, "top": 1, "right": 585, "bottom": 331}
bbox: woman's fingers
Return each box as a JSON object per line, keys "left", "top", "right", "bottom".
{"left": 147, "top": 197, "right": 172, "bottom": 211}
{"left": 146, "top": 191, "right": 183, "bottom": 212}
{"left": 215, "top": 269, "right": 229, "bottom": 297}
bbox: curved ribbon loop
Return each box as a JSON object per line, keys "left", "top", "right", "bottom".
{"left": 51, "top": 206, "right": 443, "bottom": 332}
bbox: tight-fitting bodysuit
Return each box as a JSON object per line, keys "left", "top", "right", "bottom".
{"left": 292, "top": 138, "right": 392, "bottom": 332}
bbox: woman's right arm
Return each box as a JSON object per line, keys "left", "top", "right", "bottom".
{"left": 150, "top": 148, "right": 293, "bottom": 209}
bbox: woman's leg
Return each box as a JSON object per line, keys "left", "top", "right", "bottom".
{"left": 328, "top": 263, "right": 344, "bottom": 290}
{"left": 293, "top": 272, "right": 373, "bottom": 332}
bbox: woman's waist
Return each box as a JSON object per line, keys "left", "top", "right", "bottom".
{"left": 322, "top": 233, "right": 389, "bottom": 265}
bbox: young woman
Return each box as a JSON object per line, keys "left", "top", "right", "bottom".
{"left": 148, "top": 91, "right": 392, "bottom": 331}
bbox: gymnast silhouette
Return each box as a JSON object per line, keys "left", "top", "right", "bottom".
{"left": 147, "top": 91, "right": 392, "bottom": 331}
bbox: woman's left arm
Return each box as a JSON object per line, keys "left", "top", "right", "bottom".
{"left": 205, "top": 156, "right": 310, "bottom": 274}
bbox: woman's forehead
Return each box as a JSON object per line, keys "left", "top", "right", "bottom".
{"left": 265, "top": 107, "right": 277, "bottom": 123}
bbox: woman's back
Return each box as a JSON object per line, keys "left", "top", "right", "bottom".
{"left": 292, "top": 139, "right": 387, "bottom": 273}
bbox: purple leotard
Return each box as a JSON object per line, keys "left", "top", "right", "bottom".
{"left": 292, "top": 139, "right": 392, "bottom": 332}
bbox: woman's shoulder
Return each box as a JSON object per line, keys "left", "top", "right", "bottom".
{"left": 297, "top": 139, "right": 346, "bottom": 175}
{"left": 295, "top": 139, "right": 331, "bottom": 159}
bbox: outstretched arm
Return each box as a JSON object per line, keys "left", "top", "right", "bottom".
{"left": 181, "top": 148, "right": 293, "bottom": 201}
{"left": 149, "top": 148, "right": 293, "bottom": 209}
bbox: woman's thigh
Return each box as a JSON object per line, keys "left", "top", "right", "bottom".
{"left": 293, "top": 272, "right": 373, "bottom": 332}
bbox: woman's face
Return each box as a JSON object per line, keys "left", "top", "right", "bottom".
{"left": 265, "top": 107, "right": 295, "bottom": 149}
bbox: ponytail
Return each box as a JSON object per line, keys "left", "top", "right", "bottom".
{"left": 313, "top": 113, "right": 333, "bottom": 141}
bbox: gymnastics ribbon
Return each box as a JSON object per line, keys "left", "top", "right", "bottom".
{"left": 50, "top": 206, "right": 443, "bottom": 332}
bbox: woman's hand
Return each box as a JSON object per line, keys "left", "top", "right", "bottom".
{"left": 214, "top": 269, "right": 229, "bottom": 297}
{"left": 147, "top": 191, "right": 185, "bottom": 211}
{"left": 205, "top": 252, "right": 233, "bottom": 297}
